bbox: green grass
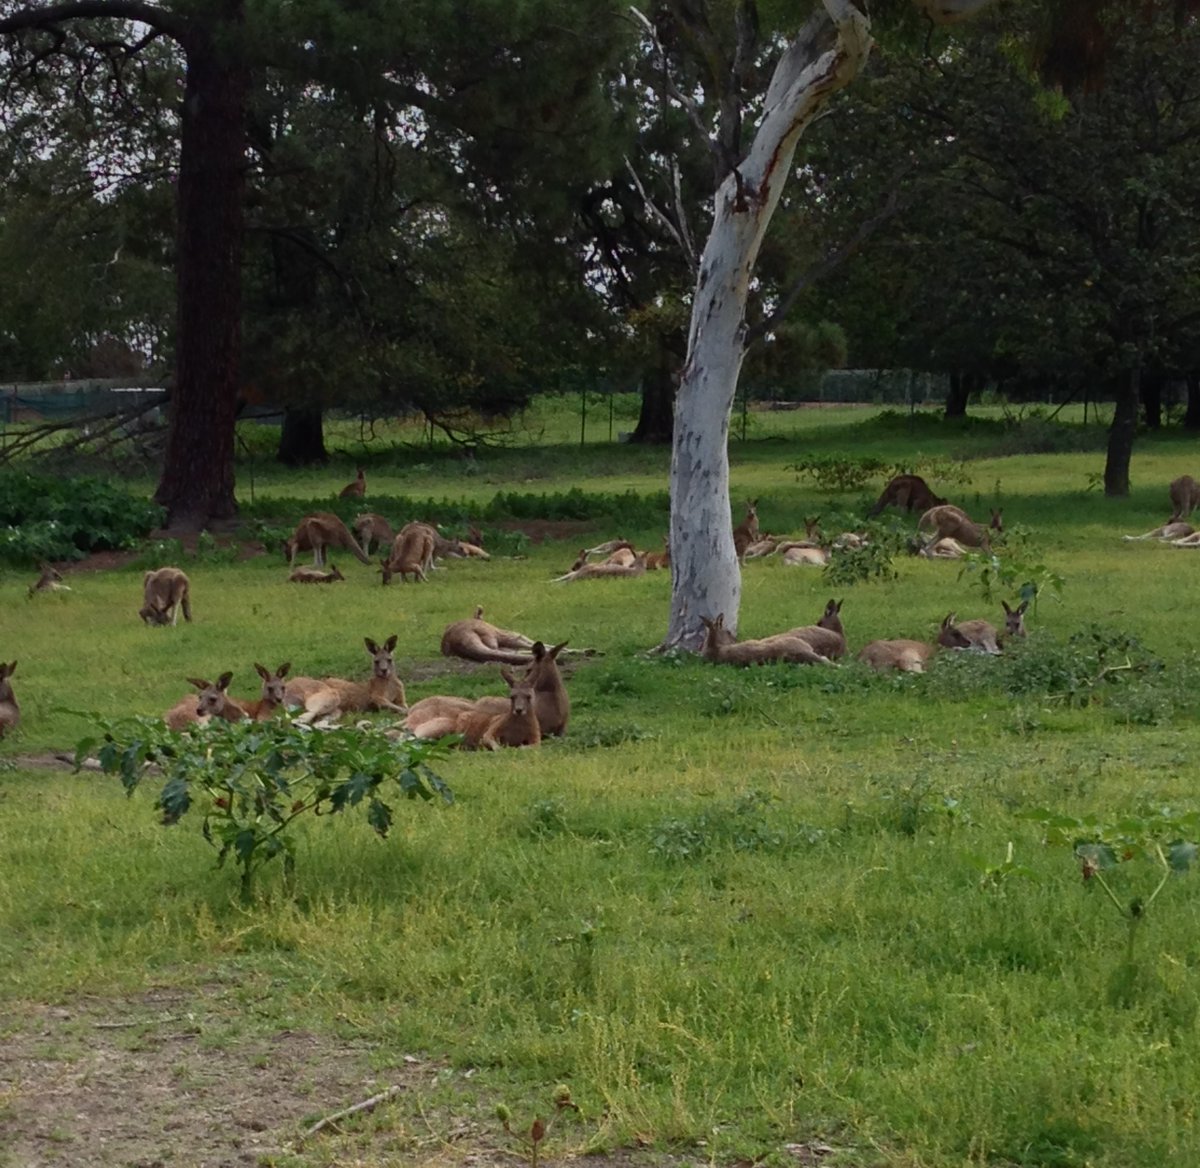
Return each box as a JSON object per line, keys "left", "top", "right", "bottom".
{"left": 3, "top": 404, "right": 1200, "bottom": 1165}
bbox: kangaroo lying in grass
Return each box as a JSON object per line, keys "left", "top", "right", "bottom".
{"left": 857, "top": 615, "right": 971, "bottom": 673}
{"left": 700, "top": 614, "right": 832, "bottom": 667}
{"left": 285, "top": 636, "right": 408, "bottom": 725}
{"left": 552, "top": 552, "right": 647, "bottom": 583}
{"left": 440, "top": 607, "right": 537, "bottom": 665}
{"left": 339, "top": 467, "right": 366, "bottom": 499}
{"left": 941, "top": 612, "right": 1002, "bottom": 655}
{"left": 28, "top": 563, "right": 70, "bottom": 598}
{"left": 918, "top": 505, "right": 1003, "bottom": 550}
{"left": 140, "top": 567, "right": 192, "bottom": 626}
{"left": 0, "top": 661, "right": 18, "bottom": 739}
{"left": 783, "top": 598, "right": 847, "bottom": 660}
{"left": 1122, "top": 518, "right": 1194, "bottom": 542}
{"left": 288, "top": 563, "right": 345, "bottom": 583}
{"left": 407, "top": 669, "right": 542, "bottom": 750}
{"left": 164, "top": 673, "right": 246, "bottom": 729}
{"left": 1001, "top": 599, "right": 1029, "bottom": 643}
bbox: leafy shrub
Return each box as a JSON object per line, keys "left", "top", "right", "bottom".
{"left": 0, "top": 472, "right": 163, "bottom": 566}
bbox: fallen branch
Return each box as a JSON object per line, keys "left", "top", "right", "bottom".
{"left": 302, "top": 1084, "right": 405, "bottom": 1139}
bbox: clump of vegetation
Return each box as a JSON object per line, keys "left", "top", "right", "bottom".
{"left": 788, "top": 454, "right": 971, "bottom": 493}
{"left": 0, "top": 472, "right": 163, "bottom": 566}
{"left": 76, "top": 717, "right": 453, "bottom": 902}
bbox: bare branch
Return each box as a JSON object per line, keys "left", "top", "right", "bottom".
{"left": 624, "top": 156, "right": 697, "bottom": 271}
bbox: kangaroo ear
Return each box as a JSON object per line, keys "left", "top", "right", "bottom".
{"left": 474, "top": 605, "right": 484, "bottom": 619}
{"left": 532, "top": 641, "right": 547, "bottom": 659}
{"left": 277, "top": 662, "right": 291, "bottom": 677}
{"left": 942, "top": 613, "right": 956, "bottom": 628}
{"left": 385, "top": 634, "right": 397, "bottom": 652}
{"left": 549, "top": 641, "right": 568, "bottom": 658}
{"left": 187, "top": 677, "right": 210, "bottom": 691}
{"left": 1002, "top": 600, "right": 1013, "bottom": 614}
{"left": 217, "top": 672, "right": 234, "bottom": 691}
{"left": 255, "top": 663, "right": 269, "bottom": 680}
{"left": 364, "top": 638, "right": 379, "bottom": 653}
{"left": 1018, "top": 601, "right": 1029, "bottom": 614}
{"left": 500, "top": 668, "right": 515, "bottom": 686}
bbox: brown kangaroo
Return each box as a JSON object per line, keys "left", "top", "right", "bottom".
{"left": 339, "top": 467, "right": 366, "bottom": 498}
{"left": 28, "top": 563, "right": 70, "bottom": 598}
{"left": 283, "top": 513, "right": 371, "bottom": 567}
{"left": 552, "top": 552, "right": 647, "bottom": 583}
{"left": 1123, "top": 519, "right": 1194, "bottom": 542}
{"left": 140, "top": 567, "right": 192, "bottom": 626}
{"left": 857, "top": 616, "right": 971, "bottom": 673}
{"left": 380, "top": 522, "right": 436, "bottom": 584}
{"left": 1169, "top": 474, "right": 1200, "bottom": 519}
{"left": 941, "top": 612, "right": 1002, "bottom": 655}
{"left": 1001, "top": 599, "right": 1029, "bottom": 642}
{"left": 732, "top": 500, "right": 760, "bottom": 558}
{"left": 242, "top": 663, "right": 292, "bottom": 720}
{"left": 285, "top": 636, "right": 408, "bottom": 725}
{"left": 0, "top": 661, "right": 18, "bottom": 739}
{"left": 164, "top": 673, "right": 247, "bottom": 730}
{"left": 440, "top": 606, "right": 537, "bottom": 666}
{"left": 918, "top": 505, "right": 1002, "bottom": 550}
{"left": 288, "top": 563, "right": 345, "bottom": 584}
{"left": 700, "top": 614, "right": 832, "bottom": 667}
{"left": 869, "top": 474, "right": 947, "bottom": 517}
{"left": 353, "top": 512, "right": 395, "bottom": 555}
{"left": 783, "top": 598, "right": 847, "bottom": 660}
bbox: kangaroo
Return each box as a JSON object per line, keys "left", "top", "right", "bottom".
{"left": 164, "top": 672, "right": 247, "bottom": 730}
{"left": 380, "top": 522, "right": 436, "bottom": 584}
{"left": 643, "top": 536, "right": 671, "bottom": 571}
{"left": 857, "top": 616, "right": 971, "bottom": 673}
{"left": 742, "top": 535, "right": 778, "bottom": 559}
{"left": 439, "top": 607, "right": 537, "bottom": 666}
{"left": 283, "top": 513, "right": 371, "bottom": 567}
{"left": 1001, "top": 600, "right": 1029, "bottom": 642}
{"left": 783, "top": 598, "right": 847, "bottom": 660}
{"left": 28, "top": 563, "right": 70, "bottom": 598}
{"left": 289, "top": 563, "right": 345, "bottom": 584}
{"left": 286, "top": 636, "right": 408, "bottom": 725}
{"left": 139, "top": 567, "right": 192, "bottom": 626}
{"left": 779, "top": 543, "right": 829, "bottom": 567}
{"left": 552, "top": 552, "right": 647, "bottom": 583}
{"left": 700, "top": 613, "right": 832, "bottom": 667}
{"left": 941, "top": 612, "right": 1002, "bottom": 655}
{"left": 457, "top": 669, "right": 543, "bottom": 750}
{"left": 522, "top": 639, "right": 571, "bottom": 736}
{"left": 1169, "top": 474, "right": 1200, "bottom": 519}
{"left": 732, "top": 500, "right": 760, "bottom": 558}
{"left": 339, "top": 467, "right": 366, "bottom": 498}
{"left": 0, "top": 661, "right": 18, "bottom": 739}
{"left": 242, "top": 663, "right": 291, "bottom": 720}
{"left": 1169, "top": 531, "right": 1200, "bottom": 547}
{"left": 404, "top": 694, "right": 478, "bottom": 736}
{"left": 869, "top": 474, "right": 947, "bottom": 517}
{"left": 1123, "top": 519, "right": 1194, "bottom": 542}
{"left": 353, "top": 512, "right": 395, "bottom": 555}
{"left": 918, "top": 505, "right": 1002, "bottom": 550}
{"left": 916, "top": 536, "right": 970, "bottom": 559}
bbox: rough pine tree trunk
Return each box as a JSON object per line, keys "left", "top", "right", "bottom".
{"left": 278, "top": 407, "right": 328, "bottom": 466}
{"left": 1185, "top": 371, "right": 1200, "bottom": 430}
{"left": 664, "top": 2, "right": 872, "bottom": 650}
{"left": 1104, "top": 370, "right": 1139, "bottom": 497}
{"left": 1140, "top": 368, "right": 1164, "bottom": 429}
{"left": 944, "top": 370, "right": 969, "bottom": 418}
{"left": 153, "top": 2, "right": 247, "bottom": 531}
{"left": 630, "top": 340, "right": 679, "bottom": 444}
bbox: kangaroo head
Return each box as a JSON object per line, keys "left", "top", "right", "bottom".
{"left": 473, "top": 605, "right": 485, "bottom": 620}
{"left": 501, "top": 668, "right": 536, "bottom": 715}
{"left": 1001, "top": 599, "right": 1029, "bottom": 637}
{"left": 0, "top": 660, "right": 16, "bottom": 681}
{"left": 938, "top": 615, "right": 972, "bottom": 650}
{"left": 989, "top": 508, "right": 1004, "bottom": 532}
{"left": 329, "top": 563, "right": 345, "bottom": 581}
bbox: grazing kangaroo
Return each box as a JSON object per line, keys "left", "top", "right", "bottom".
{"left": 164, "top": 673, "right": 247, "bottom": 730}
{"left": 732, "top": 500, "right": 760, "bottom": 558}
{"left": 28, "top": 563, "right": 70, "bottom": 598}
{"left": 283, "top": 513, "right": 371, "bottom": 567}
{"left": 353, "top": 512, "right": 395, "bottom": 555}
{"left": 439, "top": 606, "right": 537, "bottom": 665}
{"left": 918, "top": 505, "right": 1002, "bottom": 550}
{"left": 0, "top": 661, "right": 18, "bottom": 739}
{"left": 339, "top": 467, "right": 366, "bottom": 498}
{"left": 380, "top": 522, "right": 436, "bottom": 584}
{"left": 784, "top": 598, "right": 847, "bottom": 660}
{"left": 1001, "top": 600, "right": 1029, "bottom": 642}
{"left": 242, "top": 663, "right": 291, "bottom": 720}
{"left": 869, "top": 474, "right": 946, "bottom": 517}
{"left": 288, "top": 563, "right": 345, "bottom": 584}
{"left": 700, "top": 613, "right": 832, "bottom": 667}
{"left": 941, "top": 612, "right": 1002, "bottom": 655}
{"left": 1169, "top": 474, "right": 1200, "bottom": 519}
{"left": 857, "top": 616, "right": 971, "bottom": 673}
{"left": 1123, "top": 519, "right": 1194, "bottom": 542}
{"left": 285, "top": 636, "right": 408, "bottom": 725}
{"left": 140, "top": 567, "right": 192, "bottom": 626}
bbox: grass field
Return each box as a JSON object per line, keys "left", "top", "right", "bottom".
{"left": 2, "top": 403, "right": 1200, "bottom": 1167}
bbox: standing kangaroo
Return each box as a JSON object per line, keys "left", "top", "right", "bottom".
{"left": 283, "top": 513, "right": 372, "bottom": 567}
{"left": 918, "top": 505, "right": 1003, "bottom": 550}
{"left": 140, "top": 567, "right": 192, "bottom": 626}
{"left": 0, "top": 661, "right": 18, "bottom": 739}
{"left": 339, "top": 467, "right": 366, "bottom": 498}
{"left": 732, "top": 500, "right": 760, "bottom": 558}
{"left": 380, "top": 522, "right": 436, "bottom": 584}
{"left": 869, "top": 474, "right": 946, "bottom": 517}
{"left": 353, "top": 512, "right": 395, "bottom": 555}
{"left": 1169, "top": 475, "right": 1200, "bottom": 519}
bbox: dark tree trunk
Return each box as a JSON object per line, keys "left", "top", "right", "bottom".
{"left": 153, "top": 3, "right": 247, "bottom": 531}
{"left": 1104, "top": 370, "right": 1139, "bottom": 497}
{"left": 1140, "top": 368, "right": 1164, "bottom": 429}
{"left": 1184, "top": 371, "right": 1200, "bottom": 430}
{"left": 630, "top": 334, "right": 681, "bottom": 444}
{"left": 944, "top": 370, "right": 969, "bottom": 418}
{"left": 278, "top": 407, "right": 327, "bottom": 466}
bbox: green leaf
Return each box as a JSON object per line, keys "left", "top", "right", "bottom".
{"left": 367, "top": 797, "right": 393, "bottom": 838}
{"left": 1074, "top": 841, "right": 1118, "bottom": 870}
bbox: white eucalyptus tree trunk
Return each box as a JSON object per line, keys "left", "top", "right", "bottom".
{"left": 666, "top": 0, "right": 872, "bottom": 649}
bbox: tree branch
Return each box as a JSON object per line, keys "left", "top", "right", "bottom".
{"left": 0, "top": 1, "right": 189, "bottom": 45}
